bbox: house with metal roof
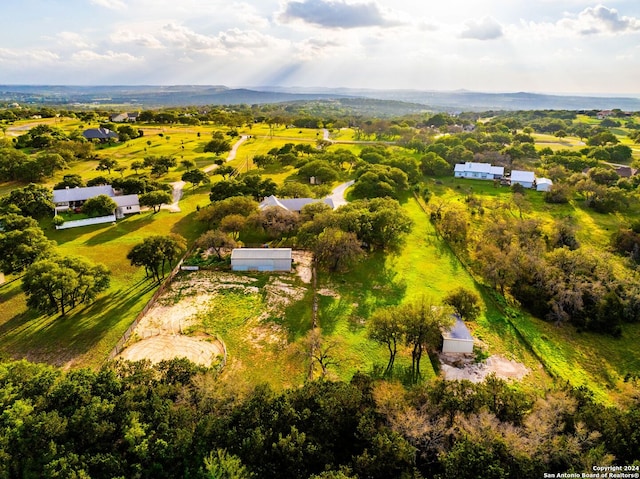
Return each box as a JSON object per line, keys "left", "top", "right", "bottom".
{"left": 82, "top": 127, "right": 118, "bottom": 142}
{"left": 53, "top": 185, "right": 115, "bottom": 211}
{"left": 454, "top": 162, "right": 504, "bottom": 180}
{"left": 510, "top": 170, "right": 536, "bottom": 189}
{"left": 231, "top": 248, "right": 292, "bottom": 272}
{"left": 259, "top": 195, "right": 335, "bottom": 213}
{"left": 442, "top": 316, "right": 474, "bottom": 354}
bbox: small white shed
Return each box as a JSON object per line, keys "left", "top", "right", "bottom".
{"left": 510, "top": 170, "right": 536, "bottom": 189}
{"left": 231, "top": 248, "right": 292, "bottom": 272}
{"left": 536, "top": 178, "right": 553, "bottom": 192}
{"left": 442, "top": 317, "right": 474, "bottom": 354}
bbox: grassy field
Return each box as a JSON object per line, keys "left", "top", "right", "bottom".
{"left": 424, "top": 177, "right": 640, "bottom": 404}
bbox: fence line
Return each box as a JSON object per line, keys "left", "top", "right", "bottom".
{"left": 106, "top": 246, "right": 195, "bottom": 362}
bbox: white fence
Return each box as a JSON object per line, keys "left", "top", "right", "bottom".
{"left": 56, "top": 214, "right": 116, "bottom": 229}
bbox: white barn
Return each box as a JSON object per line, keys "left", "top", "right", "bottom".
{"left": 454, "top": 162, "right": 504, "bottom": 180}
{"left": 231, "top": 248, "right": 292, "bottom": 272}
{"left": 536, "top": 178, "right": 553, "bottom": 192}
{"left": 510, "top": 170, "right": 536, "bottom": 189}
{"left": 442, "top": 316, "right": 474, "bottom": 354}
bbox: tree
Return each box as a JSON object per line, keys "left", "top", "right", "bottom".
{"left": 400, "top": 299, "right": 454, "bottom": 382}
{"left": 96, "top": 158, "right": 119, "bottom": 175}
{"left": 204, "top": 449, "right": 253, "bottom": 479}
{"left": 216, "top": 165, "right": 238, "bottom": 180}
{"left": 0, "top": 184, "right": 54, "bottom": 218}
{"left": 219, "top": 214, "right": 247, "bottom": 239}
{"left": 312, "top": 228, "right": 363, "bottom": 272}
{"left": 127, "top": 234, "right": 187, "bottom": 282}
{"left": 181, "top": 169, "right": 210, "bottom": 188}
{"left": 443, "top": 287, "right": 482, "bottom": 322}
{"left": 53, "top": 174, "right": 84, "bottom": 190}
{"left": 22, "top": 255, "right": 110, "bottom": 316}
{"left": 204, "top": 138, "right": 232, "bottom": 156}
{"left": 197, "top": 196, "right": 259, "bottom": 229}
{"left": 180, "top": 159, "right": 195, "bottom": 169}
{"left": 196, "top": 230, "right": 237, "bottom": 260}
{"left": 35, "top": 153, "right": 67, "bottom": 178}
{"left": 130, "top": 160, "right": 144, "bottom": 174}
{"left": 420, "top": 152, "right": 451, "bottom": 176}
{"left": 140, "top": 190, "right": 172, "bottom": 213}
{"left": 368, "top": 306, "right": 403, "bottom": 375}
{"left": 81, "top": 194, "right": 117, "bottom": 217}
{"left": 0, "top": 214, "right": 55, "bottom": 274}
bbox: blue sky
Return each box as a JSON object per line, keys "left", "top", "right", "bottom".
{"left": 1, "top": 0, "right": 639, "bottom": 94}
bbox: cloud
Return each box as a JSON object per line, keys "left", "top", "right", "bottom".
{"left": 110, "top": 30, "right": 165, "bottom": 49}
{"left": 0, "top": 48, "right": 60, "bottom": 64}
{"left": 294, "top": 37, "right": 342, "bottom": 60}
{"left": 70, "top": 50, "right": 141, "bottom": 63}
{"left": 90, "top": 0, "right": 127, "bottom": 10}
{"left": 460, "top": 17, "right": 504, "bottom": 40}
{"left": 278, "top": 0, "right": 398, "bottom": 29}
{"left": 559, "top": 4, "right": 640, "bottom": 35}
{"left": 55, "top": 32, "right": 93, "bottom": 49}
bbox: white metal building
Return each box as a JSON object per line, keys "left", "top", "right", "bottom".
{"left": 231, "top": 248, "right": 293, "bottom": 272}
{"left": 454, "top": 162, "right": 504, "bottom": 180}
{"left": 442, "top": 316, "right": 474, "bottom": 354}
{"left": 536, "top": 178, "right": 553, "bottom": 192}
{"left": 510, "top": 170, "right": 536, "bottom": 189}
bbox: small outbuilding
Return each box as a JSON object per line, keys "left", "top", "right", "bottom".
{"left": 510, "top": 170, "right": 536, "bottom": 189}
{"left": 536, "top": 178, "right": 553, "bottom": 192}
{"left": 442, "top": 316, "right": 474, "bottom": 354}
{"left": 231, "top": 248, "right": 292, "bottom": 272}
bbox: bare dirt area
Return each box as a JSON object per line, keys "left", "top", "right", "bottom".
{"left": 293, "top": 251, "right": 313, "bottom": 283}
{"left": 119, "top": 335, "right": 224, "bottom": 365}
{"left": 440, "top": 354, "right": 529, "bottom": 382}
{"left": 117, "top": 266, "right": 309, "bottom": 368}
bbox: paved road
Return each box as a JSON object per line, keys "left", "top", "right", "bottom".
{"left": 326, "top": 180, "right": 354, "bottom": 208}
{"left": 165, "top": 135, "right": 248, "bottom": 212}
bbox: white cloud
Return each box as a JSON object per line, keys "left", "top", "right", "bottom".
{"left": 90, "top": 0, "right": 127, "bottom": 11}
{"left": 278, "top": 0, "right": 401, "bottom": 29}
{"left": 110, "top": 30, "right": 165, "bottom": 49}
{"left": 558, "top": 4, "right": 640, "bottom": 35}
{"left": 460, "top": 16, "right": 503, "bottom": 40}
{"left": 0, "top": 48, "right": 60, "bottom": 63}
{"left": 55, "top": 32, "right": 94, "bottom": 49}
{"left": 70, "top": 50, "right": 141, "bottom": 63}
{"left": 294, "top": 37, "right": 343, "bottom": 60}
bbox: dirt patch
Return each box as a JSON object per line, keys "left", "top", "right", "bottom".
{"left": 293, "top": 251, "right": 313, "bottom": 283}
{"left": 119, "top": 335, "right": 224, "bottom": 366}
{"left": 440, "top": 354, "right": 529, "bottom": 382}
{"left": 263, "top": 277, "right": 306, "bottom": 309}
{"left": 317, "top": 288, "right": 340, "bottom": 298}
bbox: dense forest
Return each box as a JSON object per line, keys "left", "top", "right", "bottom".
{"left": 0, "top": 358, "right": 639, "bottom": 478}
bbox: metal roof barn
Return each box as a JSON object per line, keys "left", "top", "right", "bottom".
{"left": 231, "top": 248, "right": 293, "bottom": 272}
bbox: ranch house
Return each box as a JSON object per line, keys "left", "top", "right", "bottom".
{"left": 454, "top": 162, "right": 504, "bottom": 180}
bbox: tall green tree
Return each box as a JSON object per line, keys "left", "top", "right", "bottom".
{"left": 22, "top": 256, "right": 110, "bottom": 316}
{"left": 0, "top": 214, "right": 55, "bottom": 273}
{"left": 0, "top": 183, "right": 54, "bottom": 218}
{"left": 400, "top": 298, "right": 454, "bottom": 382}
{"left": 140, "top": 190, "right": 173, "bottom": 213}
{"left": 127, "top": 234, "right": 187, "bottom": 282}
{"left": 368, "top": 306, "right": 404, "bottom": 375}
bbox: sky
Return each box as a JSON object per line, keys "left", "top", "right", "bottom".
{"left": 1, "top": 0, "right": 639, "bottom": 94}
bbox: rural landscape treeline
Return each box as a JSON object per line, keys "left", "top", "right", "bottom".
{"left": 1, "top": 98, "right": 640, "bottom": 477}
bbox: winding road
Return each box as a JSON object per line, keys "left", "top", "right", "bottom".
{"left": 165, "top": 135, "right": 248, "bottom": 212}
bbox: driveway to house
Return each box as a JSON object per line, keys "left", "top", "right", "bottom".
{"left": 165, "top": 135, "right": 248, "bottom": 212}
{"left": 326, "top": 180, "right": 354, "bottom": 208}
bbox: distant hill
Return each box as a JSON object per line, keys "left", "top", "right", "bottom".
{"left": 1, "top": 84, "right": 639, "bottom": 112}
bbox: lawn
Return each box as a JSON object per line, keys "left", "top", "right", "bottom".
{"left": 0, "top": 188, "right": 210, "bottom": 369}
